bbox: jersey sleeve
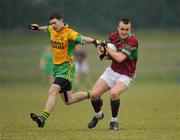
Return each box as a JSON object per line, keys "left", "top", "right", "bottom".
{"left": 108, "top": 32, "right": 118, "bottom": 42}
{"left": 68, "top": 29, "right": 83, "bottom": 44}
{"left": 44, "top": 26, "right": 50, "bottom": 32}
{"left": 45, "top": 26, "right": 51, "bottom": 36}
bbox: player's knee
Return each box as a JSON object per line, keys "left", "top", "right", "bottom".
{"left": 110, "top": 92, "right": 120, "bottom": 100}
{"left": 64, "top": 101, "right": 72, "bottom": 105}
{"left": 48, "top": 86, "right": 59, "bottom": 96}
{"left": 90, "top": 91, "right": 100, "bottom": 100}
{"left": 48, "top": 89, "right": 57, "bottom": 96}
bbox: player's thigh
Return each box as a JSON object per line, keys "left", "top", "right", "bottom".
{"left": 56, "top": 78, "right": 72, "bottom": 102}
{"left": 110, "top": 81, "right": 128, "bottom": 97}
{"left": 91, "top": 78, "right": 110, "bottom": 99}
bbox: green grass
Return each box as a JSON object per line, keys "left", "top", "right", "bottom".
{"left": 0, "top": 82, "right": 180, "bottom": 140}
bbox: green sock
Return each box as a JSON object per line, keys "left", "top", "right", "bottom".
{"left": 40, "top": 109, "right": 50, "bottom": 121}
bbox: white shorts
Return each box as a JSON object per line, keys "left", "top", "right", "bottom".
{"left": 75, "top": 62, "right": 89, "bottom": 74}
{"left": 100, "top": 67, "right": 134, "bottom": 88}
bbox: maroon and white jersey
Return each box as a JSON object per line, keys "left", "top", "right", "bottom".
{"left": 108, "top": 32, "right": 138, "bottom": 77}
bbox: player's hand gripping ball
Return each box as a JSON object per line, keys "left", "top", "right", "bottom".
{"left": 106, "top": 43, "right": 117, "bottom": 60}
{"left": 106, "top": 43, "right": 117, "bottom": 52}
{"left": 98, "top": 43, "right": 117, "bottom": 60}
{"left": 98, "top": 43, "right": 107, "bottom": 60}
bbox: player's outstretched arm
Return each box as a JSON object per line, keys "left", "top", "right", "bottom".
{"left": 28, "top": 24, "right": 48, "bottom": 32}
{"left": 81, "top": 37, "right": 102, "bottom": 46}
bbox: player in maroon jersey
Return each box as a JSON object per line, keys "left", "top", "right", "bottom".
{"left": 88, "top": 18, "right": 139, "bottom": 130}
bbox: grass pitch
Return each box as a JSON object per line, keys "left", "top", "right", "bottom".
{"left": 0, "top": 82, "right": 179, "bottom": 140}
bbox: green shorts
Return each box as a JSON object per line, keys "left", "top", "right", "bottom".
{"left": 53, "top": 62, "right": 75, "bottom": 83}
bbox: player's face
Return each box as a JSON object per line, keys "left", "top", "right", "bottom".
{"left": 118, "top": 22, "right": 131, "bottom": 39}
{"left": 49, "top": 18, "right": 64, "bottom": 32}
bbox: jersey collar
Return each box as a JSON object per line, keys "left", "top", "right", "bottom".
{"left": 118, "top": 33, "right": 132, "bottom": 43}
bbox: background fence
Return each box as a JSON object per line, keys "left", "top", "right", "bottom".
{"left": 0, "top": 41, "right": 179, "bottom": 83}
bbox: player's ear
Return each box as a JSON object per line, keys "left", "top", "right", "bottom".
{"left": 117, "top": 25, "right": 119, "bottom": 31}
{"left": 60, "top": 18, "right": 64, "bottom": 23}
{"left": 130, "top": 26, "right": 132, "bottom": 32}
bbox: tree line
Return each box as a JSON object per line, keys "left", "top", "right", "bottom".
{"left": 1, "top": 0, "right": 179, "bottom": 33}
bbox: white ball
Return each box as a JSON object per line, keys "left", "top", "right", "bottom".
{"left": 107, "top": 43, "right": 117, "bottom": 51}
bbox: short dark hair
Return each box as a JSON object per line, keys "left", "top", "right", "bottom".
{"left": 119, "top": 18, "right": 131, "bottom": 25}
{"left": 49, "top": 12, "right": 63, "bottom": 21}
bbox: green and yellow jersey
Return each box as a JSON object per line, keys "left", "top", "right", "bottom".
{"left": 46, "top": 25, "right": 83, "bottom": 64}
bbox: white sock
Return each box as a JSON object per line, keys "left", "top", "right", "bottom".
{"left": 95, "top": 110, "right": 103, "bottom": 118}
{"left": 111, "top": 117, "right": 117, "bottom": 122}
